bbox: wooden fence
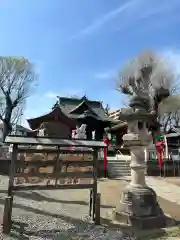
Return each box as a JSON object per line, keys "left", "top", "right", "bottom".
{"left": 147, "top": 149, "right": 180, "bottom": 176}
{"left": 2, "top": 135, "right": 106, "bottom": 234}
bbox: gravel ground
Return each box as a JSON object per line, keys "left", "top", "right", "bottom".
{"left": 0, "top": 176, "right": 135, "bottom": 240}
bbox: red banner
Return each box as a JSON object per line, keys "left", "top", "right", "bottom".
{"left": 155, "top": 141, "right": 165, "bottom": 169}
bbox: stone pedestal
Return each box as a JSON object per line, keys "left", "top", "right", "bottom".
{"left": 115, "top": 118, "right": 166, "bottom": 229}
{"left": 115, "top": 185, "right": 166, "bottom": 229}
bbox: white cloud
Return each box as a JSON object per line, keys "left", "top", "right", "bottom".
{"left": 72, "top": 0, "right": 136, "bottom": 39}
{"left": 45, "top": 89, "right": 85, "bottom": 99}
{"left": 45, "top": 91, "right": 58, "bottom": 99}
{"left": 139, "top": 1, "right": 180, "bottom": 20}
{"left": 21, "top": 88, "right": 86, "bottom": 127}
{"left": 94, "top": 68, "right": 117, "bottom": 80}
{"left": 72, "top": 0, "right": 180, "bottom": 40}
{"left": 96, "top": 49, "right": 180, "bottom": 80}
{"left": 161, "top": 49, "right": 180, "bottom": 75}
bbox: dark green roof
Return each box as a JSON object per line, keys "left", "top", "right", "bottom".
{"left": 59, "top": 96, "right": 111, "bottom": 122}
{"left": 105, "top": 120, "right": 127, "bottom": 132}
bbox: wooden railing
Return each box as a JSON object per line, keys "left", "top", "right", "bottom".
{"left": 147, "top": 149, "right": 180, "bottom": 176}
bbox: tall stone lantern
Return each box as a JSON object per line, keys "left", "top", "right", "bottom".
{"left": 115, "top": 95, "right": 166, "bottom": 229}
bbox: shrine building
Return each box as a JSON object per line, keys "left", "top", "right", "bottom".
{"left": 27, "top": 96, "right": 113, "bottom": 140}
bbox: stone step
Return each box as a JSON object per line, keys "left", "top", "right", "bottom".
{"left": 108, "top": 172, "right": 130, "bottom": 175}
{"left": 110, "top": 170, "right": 130, "bottom": 173}
{"left": 112, "top": 172, "right": 131, "bottom": 175}
{"left": 108, "top": 173, "right": 131, "bottom": 178}
{"left": 108, "top": 162, "right": 129, "bottom": 164}
{"left": 112, "top": 168, "right": 131, "bottom": 171}
{"left": 109, "top": 169, "right": 130, "bottom": 172}
{"left": 111, "top": 173, "right": 130, "bottom": 177}
{"left": 107, "top": 159, "right": 130, "bottom": 163}
{"left": 110, "top": 166, "right": 130, "bottom": 169}
{"left": 107, "top": 159, "right": 131, "bottom": 178}
{"left": 108, "top": 164, "right": 130, "bottom": 167}
{"left": 108, "top": 171, "right": 130, "bottom": 174}
{"left": 108, "top": 163, "right": 130, "bottom": 166}
{"left": 109, "top": 168, "right": 131, "bottom": 172}
{"left": 107, "top": 156, "right": 131, "bottom": 160}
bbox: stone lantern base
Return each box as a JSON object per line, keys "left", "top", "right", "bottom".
{"left": 116, "top": 107, "right": 167, "bottom": 229}
{"left": 115, "top": 184, "right": 166, "bottom": 229}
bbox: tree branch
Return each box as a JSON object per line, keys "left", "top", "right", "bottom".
{"left": 0, "top": 57, "right": 36, "bottom": 139}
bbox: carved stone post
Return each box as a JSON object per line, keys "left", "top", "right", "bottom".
{"left": 115, "top": 105, "right": 166, "bottom": 229}
{"left": 126, "top": 119, "right": 151, "bottom": 187}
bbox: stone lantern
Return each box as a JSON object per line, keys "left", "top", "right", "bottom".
{"left": 115, "top": 95, "right": 166, "bottom": 229}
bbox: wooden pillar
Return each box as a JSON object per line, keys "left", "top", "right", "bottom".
{"left": 95, "top": 124, "right": 104, "bottom": 141}
{"left": 99, "top": 126, "right": 104, "bottom": 140}
{"left": 3, "top": 144, "right": 18, "bottom": 234}
{"left": 86, "top": 126, "right": 92, "bottom": 140}
{"left": 95, "top": 193, "right": 101, "bottom": 225}
{"left": 92, "top": 148, "right": 98, "bottom": 220}
{"left": 55, "top": 146, "right": 60, "bottom": 186}
{"left": 95, "top": 131, "right": 100, "bottom": 141}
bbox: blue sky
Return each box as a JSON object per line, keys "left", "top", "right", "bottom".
{"left": 1, "top": 0, "right": 180, "bottom": 127}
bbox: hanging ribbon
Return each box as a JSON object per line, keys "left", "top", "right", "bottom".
{"left": 155, "top": 141, "right": 165, "bottom": 169}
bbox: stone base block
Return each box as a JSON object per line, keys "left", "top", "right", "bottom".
{"left": 115, "top": 184, "right": 167, "bottom": 229}
{"left": 115, "top": 212, "right": 166, "bottom": 229}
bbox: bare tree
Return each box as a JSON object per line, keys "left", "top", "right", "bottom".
{"left": 0, "top": 57, "right": 36, "bottom": 140}
{"left": 104, "top": 104, "right": 110, "bottom": 115}
{"left": 101, "top": 102, "right": 110, "bottom": 115}
{"left": 159, "top": 108, "right": 180, "bottom": 133}
{"left": 117, "top": 50, "right": 180, "bottom": 138}
{"left": 11, "top": 104, "right": 24, "bottom": 126}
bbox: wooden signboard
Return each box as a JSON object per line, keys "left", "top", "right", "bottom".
{"left": 3, "top": 136, "right": 105, "bottom": 234}
{"left": 14, "top": 150, "right": 94, "bottom": 186}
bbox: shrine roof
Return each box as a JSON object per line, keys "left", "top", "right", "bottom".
{"left": 105, "top": 120, "right": 127, "bottom": 132}
{"left": 59, "top": 96, "right": 112, "bottom": 122}
{"left": 27, "top": 96, "right": 113, "bottom": 130}
{"left": 27, "top": 106, "right": 77, "bottom": 130}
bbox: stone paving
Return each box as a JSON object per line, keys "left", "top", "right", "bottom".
{"left": 122, "top": 176, "right": 180, "bottom": 206}
{"left": 166, "top": 238, "right": 180, "bottom": 240}
{"left": 146, "top": 176, "right": 180, "bottom": 205}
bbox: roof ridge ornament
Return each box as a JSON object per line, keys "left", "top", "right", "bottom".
{"left": 68, "top": 99, "right": 97, "bottom": 115}
{"left": 81, "top": 95, "right": 87, "bottom": 101}
{"left": 52, "top": 100, "right": 59, "bottom": 110}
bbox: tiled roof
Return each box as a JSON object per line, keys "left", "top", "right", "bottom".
{"left": 59, "top": 97, "right": 112, "bottom": 122}
{"left": 105, "top": 120, "right": 127, "bottom": 132}
{"left": 27, "top": 107, "right": 76, "bottom": 130}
